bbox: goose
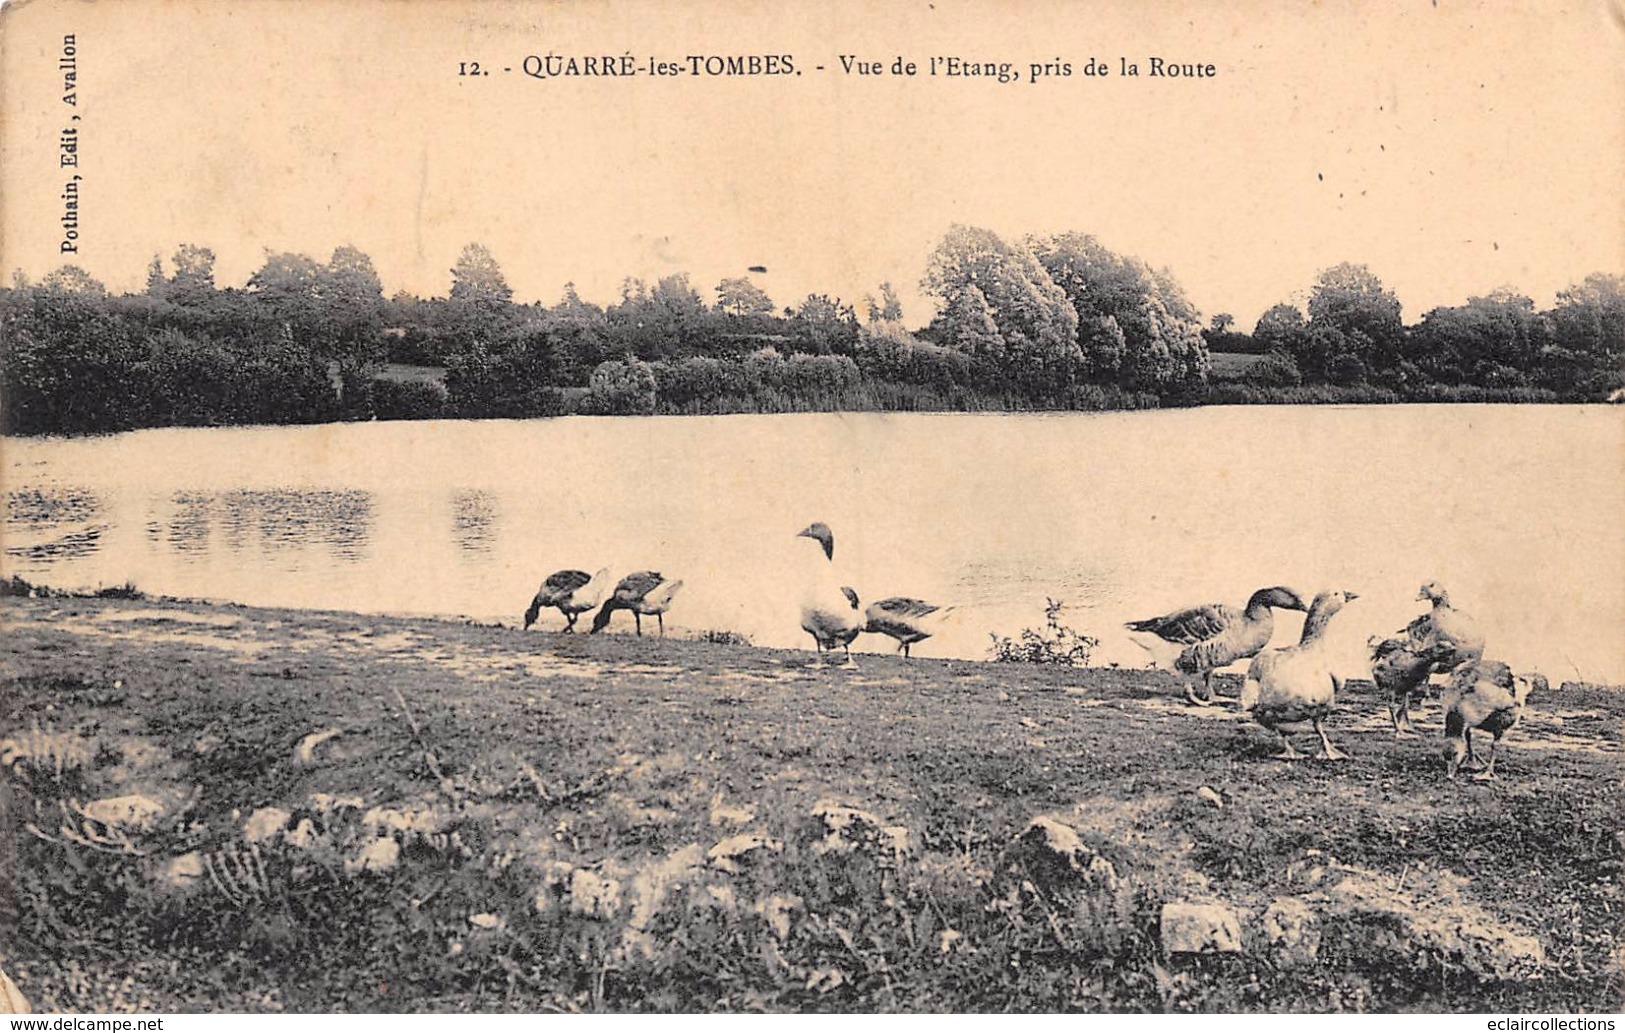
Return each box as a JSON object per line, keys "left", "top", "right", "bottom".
{"left": 523, "top": 567, "right": 611, "bottom": 632}
{"left": 864, "top": 597, "right": 954, "bottom": 658}
{"left": 1406, "top": 581, "right": 1486, "bottom": 672}
{"left": 796, "top": 522, "right": 862, "bottom": 668}
{"left": 1368, "top": 632, "right": 1457, "bottom": 736}
{"left": 1126, "top": 586, "right": 1308, "bottom": 706}
{"left": 1442, "top": 659, "right": 1544, "bottom": 780}
{"left": 589, "top": 571, "right": 683, "bottom": 636}
{"left": 1238, "top": 589, "right": 1359, "bottom": 760}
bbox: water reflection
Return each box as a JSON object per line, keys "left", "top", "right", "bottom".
{"left": 212, "top": 489, "right": 373, "bottom": 560}
{"left": 166, "top": 492, "right": 214, "bottom": 554}
{"left": 5, "top": 488, "right": 107, "bottom": 560}
{"left": 451, "top": 490, "right": 499, "bottom": 556}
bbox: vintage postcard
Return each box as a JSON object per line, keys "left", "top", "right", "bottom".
{"left": 1, "top": 0, "right": 1621, "bottom": 1017}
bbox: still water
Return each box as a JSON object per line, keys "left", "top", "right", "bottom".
{"left": 5, "top": 406, "right": 1623, "bottom": 682}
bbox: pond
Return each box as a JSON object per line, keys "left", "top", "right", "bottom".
{"left": 6, "top": 405, "right": 1622, "bottom": 682}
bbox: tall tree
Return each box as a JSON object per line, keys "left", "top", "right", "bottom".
{"left": 167, "top": 244, "right": 218, "bottom": 307}
{"left": 1032, "top": 232, "right": 1209, "bottom": 393}
{"left": 1302, "top": 262, "right": 1404, "bottom": 382}
{"left": 922, "top": 225, "right": 1080, "bottom": 396}
{"left": 715, "top": 277, "right": 775, "bottom": 317}
{"left": 449, "top": 243, "right": 513, "bottom": 306}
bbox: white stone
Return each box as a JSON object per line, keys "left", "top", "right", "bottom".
{"left": 82, "top": 794, "right": 166, "bottom": 831}
{"left": 346, "top": 837, "right": 400, "bottom": 874}
{"left": 811, "top": 800, "right": 910, "bottom": 856}
{"left": 243, "top": 806, "right": 291, "bottom": 845}
{"left": 1160, "top": 902, "right": 1244, "bottom": 955}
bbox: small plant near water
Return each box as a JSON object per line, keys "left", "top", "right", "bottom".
{"left": 697, "top": 629, "right": 753, "bottom": 647}
{"left": 988, "top": 598, "right": 1099, "bottom": 667}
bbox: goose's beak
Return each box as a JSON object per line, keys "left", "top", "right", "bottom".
{"left": 1344, "top": 591, "right": 1361, "bottom": 602}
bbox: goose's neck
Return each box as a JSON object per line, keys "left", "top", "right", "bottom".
{"left": 1298, "top": 609, "right": 1336, "bottom": 645}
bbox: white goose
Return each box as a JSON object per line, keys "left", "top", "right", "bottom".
{"left": 796, "top": 522, "right": 862, "bottom": 668}
{"left": 523, "top": 567, "right": 611, "bottom": 633}
{"left": 1239, "top": 589, "right": 1359, "bottom": 760}
{"left": 1406, "top": 581, "right": 1486, "bottom": 672}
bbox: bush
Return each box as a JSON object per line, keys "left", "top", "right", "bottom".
{"left": 989, "top": 599, "right": 1099, "bottom": 666}
{"left": 584, "top": 357, "right": 657, "bottom": 415}
{"left": 1247, "top": 350, "right": 1303, "bottom": 387}
{"left": 368, "top": 377, "right": 448, "bottom": 421}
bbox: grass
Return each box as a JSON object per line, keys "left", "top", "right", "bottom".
{"left": 1205, "top": 352, "right": 1265, "bottom": 380}
{"left": 1, "top": 594, "right": 1621, "bottom": 1012}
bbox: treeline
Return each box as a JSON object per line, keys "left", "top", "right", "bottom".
{"left": 1200, "top": 265, "right": 1624, "bottom": 403}
{"left": 2, "top": 232, "right": 1620, "bottom": 435}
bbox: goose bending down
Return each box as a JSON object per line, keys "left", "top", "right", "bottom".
{"left": 1369, "top": 632, "right": 1457, "bottom": 736}
{"left": 523, "top": 567, "right": 611, "bottom": 632}
{"left": 1406, "top": 581, "right": 1486, "bottom": 672}
{"left": 1126, "top": 586, "right": 1308, "bottom": 706}
{"left": 864, "top": 597, "right": 954, "bottom": 658}
{"left": 1442, "top": 660, "right": 1544, "bottom": 780}
{"left": 796, "top": 522, "right": 862, "bottom": 668}
{"left": 589, "top": 571, "right": 683, "bottom": 636}
{"left": 1239, "top": 590, "right": 1359, "bottom": 760}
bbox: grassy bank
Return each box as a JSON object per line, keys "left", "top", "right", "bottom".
{"left": 1, "top": 595, "right": 1621, "bottom": 1013}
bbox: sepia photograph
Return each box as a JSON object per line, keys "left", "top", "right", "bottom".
{"left": 0, "top": 0, "right": 1622, "bottom": 1016}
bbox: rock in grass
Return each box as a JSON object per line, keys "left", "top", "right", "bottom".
{"left": 82, "top": 794, "right": 168, "bottom": 832}
{"left": 1196, "top": 786, "right": 1224, "bottom": 810}
{"left": 808, "top": 800, "right": 910, "bottom": 857}
{"left": 1321, "top": 869, "right": 1544, "bottom": 980}
{"left": 1004, "top": 816, "right": 1120, "bottom": 893}
{"left": 346, "top": 837, "right": 400, "bottom": 874}
{"left": 1160, "top": 901, "right": 1243, "bottom": 955}
{"left": 242, "top": 806, "right": 291, "bottom": 845}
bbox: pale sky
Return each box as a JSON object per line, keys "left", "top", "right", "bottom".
{"left": 1, "top": 0, "right": 1621, "bottom": 329}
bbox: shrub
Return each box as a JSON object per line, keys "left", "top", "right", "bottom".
{"left": 988, "top": 598, "right": 1098, "bottom": 666}
{"left": 1247, "top": 350, "right": 1303, "bottom": 387}
{"left": 368, "top": 377, "right": 448, "bottom": 421}
{"left": 584, "top": 357, "right": 657, "bottom": 415}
